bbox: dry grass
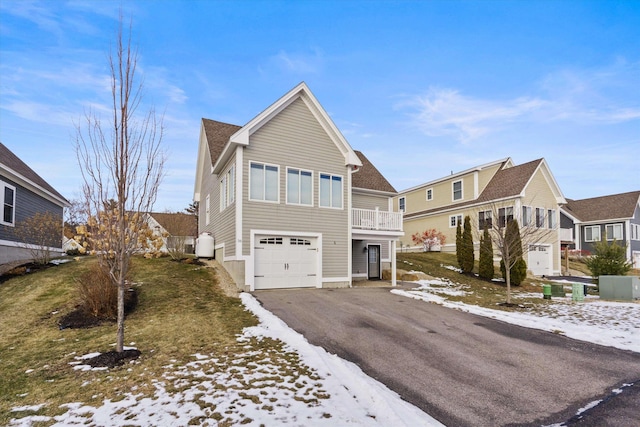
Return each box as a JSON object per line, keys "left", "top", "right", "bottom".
{"left": 0, "top": 256, "right": 260, "bottom": 425}
{"left": 398, "top": 252, "right": 547, "bottom": 309}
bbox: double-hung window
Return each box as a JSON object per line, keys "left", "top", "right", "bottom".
{"left": 498, "top": 207, "right": 513, "bottom": 227}
{"left": 205, "top": 194, "right": 210, "bottom": 226}
{"left": 536, "top": 208, "right": 545, "bottom": 228}
{"left": 450, "top": 214, "right": 463, "bottom": 228}
{"left": 548, "top": 209, "right": 557, "bottom": 229}
{"left": 522, "top": 206, "right": 532, "bottom": 226}
{"left": 426, "top": 188, "right": 433, "bottom": 201}
{"left": 605, "top": 223, "right": 623, "bottom": 240}
{"left": 584, "top": 225, "right": 600, "bottom": 242}
{"left": 219, "top": 165, "right": 236, "bottom": 211}
{"left": 452, "top": 180, "right": 463, "bottom": 201}
{"left": 287, "top": 168, "right": 313, "bottom": 206}
{"left": 250, "top": 162, "right": 279, "bottom": 202}
{"left": 399, "top": 197, "right": 406, "bottom": 213}
{"left": 1, "top": 180, "right": 16, "bottom": 226}
{"left": 478, "top": 210, "right": 492, "bottom": 229}
{"left": 319, "top": 173, "right": 342, "bottom": 208}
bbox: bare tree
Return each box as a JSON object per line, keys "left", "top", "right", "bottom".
{"left": 476, "top": 205, "right": 557, "bottom": 304}
{"left": 75, "top": 18, "right": 165, "bottom": 353}
{"left": 15, "top": 211, "right": 64, "bottom": 265}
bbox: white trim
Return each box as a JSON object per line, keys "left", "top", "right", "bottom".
{"left": 0, "top": 238, "right": 63, "bottom": 251}
{"left": 235, "top": 147, "right": 243, "bottom": 259}
{"left": 0, "top": 164, "right": 69, "bottom": 208}
{"left": 285, "top": 166, "right": 314, "bottom": 207}
{"left": 248, "top": 161, "right": 280, "bottom": 204}
{"left": 425, "top": 188, "right": 433, "bottom": 201}
{"left": 249, "top": 229, "right": 322, "bottom": 291}
{"left": 205, "top": 194, "right": 210, "bottom": 226}
{"left": 352, "top": 273, "right": 367, "bottom": 278}
{"left": 0, "top": 180, "right": 16, "bottom": 226}
{"left": 392, "top": 240, "right": 397, "bottom": 286}
{"left": 398, "top": 196, "right": 406, "bottom": 213}
{"left": 347, "top": 167, "right": 353, "bottom": 287}
{"left": 366, "top": 243, "right": 382, "bottom": 279}
{"left": 449, "top": 214, "right": 463, "bottom": 228}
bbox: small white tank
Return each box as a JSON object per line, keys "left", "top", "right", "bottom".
{"left": 195, "top": 232, "right": 215, "bottom": 259}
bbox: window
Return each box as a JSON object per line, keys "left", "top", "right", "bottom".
{"left": 426, "top": 188, "right": 433, "bottom": 201}
{"left": 631, "top": 224, "right": 640, "bottom": 241}
{"left": 584, "top": 225, "right": 600, "bottom": 242}
{"left": 205, "top": 194, "right": 210, "bottom": 226}
{"left": 536, "top": 208, "right": 545, "bottom": 228}
{"left": 319, "top": 173, "right": 342, "bottom": 208}
{"left": 290, "top": 238, "right": 311, "bottom": 245}
{"left": 452, "top": 180, "right": 463, "bottom": 201}
{"left": 498, "top": 207, "right": 513, "bottom": 227}
{"left": 450, "top": 214, "right": 463, "bottom": 228}
{"left": 259, "top": 237, "right": 283, "bottom": 245}
{"left": 605, "top": 223, "right": 623, "bottom": 240}
{"left": 522, "top": 206, "right": 532, "bottom": 226}
{"left": 250, "top": 162, "right": 279, "bottom": 202}
{"left": 548, "top": 209, "right": 557, "bottom": 229}
{"left": 478, "top": 210, "right": 492, "bottom": 230}
{"left": 399, "top": 197, "right": 406, "bottom": 213}
{"left": 286, "top": 168, "right": 313, "bottom": 206}
{"left": 1, "top": 181, "right": 16, "bottom": 226}
{"left": 220, "top": 165, "right": 235, "bottom": 210}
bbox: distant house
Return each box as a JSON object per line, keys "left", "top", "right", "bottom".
{"left": 0, "top": 142, "right": 70, "bottom": 264}
{"left": 395, "top": 158, "right": 566, "bottom": 276}
{"left": 145, "top": 212, "right": 198, "bottom": 254}
{"left": 193, "top": 82, "right": 403, "bottom": 291}
{"left": 560, "top": 191, "right": 640, "bottom": 268}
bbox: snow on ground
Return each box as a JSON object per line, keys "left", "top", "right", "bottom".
{"left": 9, "top": 294, "right": 443, "bottom": 427}
{"left": 393, "top": 279, "right": 640, "bottom": 353}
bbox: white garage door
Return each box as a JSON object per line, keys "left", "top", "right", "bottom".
{"left": 254, "top": 235, "right": 318, "bottom": 289}
{"left": 528, "top": 245, "right": 551, "bottom": 276}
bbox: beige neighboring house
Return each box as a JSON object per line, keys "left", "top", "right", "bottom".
{"left": 395, "top": 158, "right": 566, "bottom": 276}
{"left": 193, "top": 82, "right": 403, "bottom": 291}
{"left": 146, "top": 212, "right": 198, "bottom": 254}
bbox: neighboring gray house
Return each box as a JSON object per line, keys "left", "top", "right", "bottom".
{"left": 145, "top": 212, "right": 198, "bottom": 254}
{"left": 193, "top": 83, "right": 403, "bottom": 291}
{"left": 0, "top": 142, "right": 70, "bottom": 264}
{"left": 560, "top": 191, "right": 640, "bottom": 268}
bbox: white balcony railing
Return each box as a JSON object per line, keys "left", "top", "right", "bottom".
{"left": 559, "top": 228, "right": 574, "bottom": 242}
{"left": 352, "top": 208, "right": 402, "bottom": 232}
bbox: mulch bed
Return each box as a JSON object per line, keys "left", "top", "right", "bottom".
{"left": 58, "top": 288, "right": 138, "bottom": 330}
{"left": 83, "top": 349, "right": 142, "bottom": 368}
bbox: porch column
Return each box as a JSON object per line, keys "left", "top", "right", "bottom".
{"left": 391, "top": 240, "right": 397, "bottom": 287}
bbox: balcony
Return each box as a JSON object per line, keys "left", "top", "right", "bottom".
{"left": 559, "top": 228, "right": 574, "bottom": 242}
{"left": 352, "top": 208, "right": 403, "bottom": 232}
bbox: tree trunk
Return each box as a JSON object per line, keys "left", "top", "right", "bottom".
{"left": 116, "top": 276, "right": 125, "bottom": 353}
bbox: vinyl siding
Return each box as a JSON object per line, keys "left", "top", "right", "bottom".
{"left": 352, "top": 239, "right": 390, "bottom": 275}
{"left": 353, "top": 192, "right": 390, "bottom": 211}
{"left": 198, "top": 141, "right": 237, "bottom": 257}
{"left": 242, "top": 96, "right": 349, "bottom": 278}
{"left": 0, "top": 175, "right": 63, "bottom": 246}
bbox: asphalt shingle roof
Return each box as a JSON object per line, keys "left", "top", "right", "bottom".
{"left": 149, "top": 212, "right": 198, "bottom": 236}
{"left": 564, "top": 191, "right": 640, "bottom": 222}
{"left": 353, "top": 150, "right": 396, "bottom": 194}
{"left": 0, "top": 142, "right": 68, "bottom": 204}
{"left": 202, "top": 119, "right": 242, "bottom": 166}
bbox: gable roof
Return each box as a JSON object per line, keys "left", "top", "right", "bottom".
{"left": 477, "top": 158, "right": 543, "bottom": 202}
{"left": 404, "top": 157, "right": 565, "bottom": 220}
{"left": 149, "top": 212, "right": 198, "bottom": 236}
{"left": 0, "top": 142, "right": 69, "bottom": 207}
{"left": 563, "top": 191, "right": 640, "bottom": 222}
{"left": 352, "top": 150, "right": 396, "bottom": 194}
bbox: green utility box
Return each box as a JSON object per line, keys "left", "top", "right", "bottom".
{"left": 542, "top": 284, "right": 552, "bottom": 299}
{"left": 550, "top": 284, "right": 565, "bottom": 297}
{"left": 571, "top": 283, "right": 584, "bottom": 302}
{"left": 599, "top": 276, "right": 640, "bottom": 301}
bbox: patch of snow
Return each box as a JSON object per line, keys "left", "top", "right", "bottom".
{"left": 11, "top": 404, "right": 45, "bottom": 412}
{"left": 441, "top": 264, "right": 462, "bottom": 273}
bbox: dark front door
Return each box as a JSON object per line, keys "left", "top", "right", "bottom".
{"left": 368, "top": 245, "right": 381, "bottom": 279}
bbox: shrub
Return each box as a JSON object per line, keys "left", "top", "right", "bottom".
{"left": 460, "top": 216, "right": 474, "bottom": 273}
{"left": 456, "top": 222, "right": 463, "bottom": 268}
{"left": 478, "top": 227, "right": 494, "bottom": 280}
{"left": 585, "top": 237, "right": 631, "bottom": 278}
{"left": 500, "top": 257, "right": 527, "bottom": 286}
{"left": 77, "top": 263, "right": 118, "bottom": 319}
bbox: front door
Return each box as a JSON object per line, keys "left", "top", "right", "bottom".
{"left": 368, "top": 245, "right": 381, "bottom": 279}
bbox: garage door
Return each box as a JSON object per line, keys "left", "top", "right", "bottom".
{"left": 254, "top": 235, "right": 318, "bottom": 289}
{"left": 528, "top": 245, "right": 551, "bottom": 276}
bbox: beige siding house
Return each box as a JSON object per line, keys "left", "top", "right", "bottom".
{"left": 396, "top": 158, "right": 566, "bottom": 276}
{"left": 194, "top": 83, "right": 403, "bottom": 291}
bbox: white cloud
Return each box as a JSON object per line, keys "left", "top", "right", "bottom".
{"left": 400, "top": 61, "right": 640, "bottom": 142}
{"left": 265, "top": 49, "right": 325, "bottom": 75}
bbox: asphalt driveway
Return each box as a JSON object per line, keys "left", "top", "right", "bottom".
{"left": 254, "top": 286, "right": 640, "bottom": 426}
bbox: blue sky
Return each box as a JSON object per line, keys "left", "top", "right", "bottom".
{"left": 1, "top": 0, "right": 638, "bottom": 212}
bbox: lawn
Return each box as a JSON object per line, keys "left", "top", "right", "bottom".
{"left": 0, "top": 256, "right": 324, "bottom": 426}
